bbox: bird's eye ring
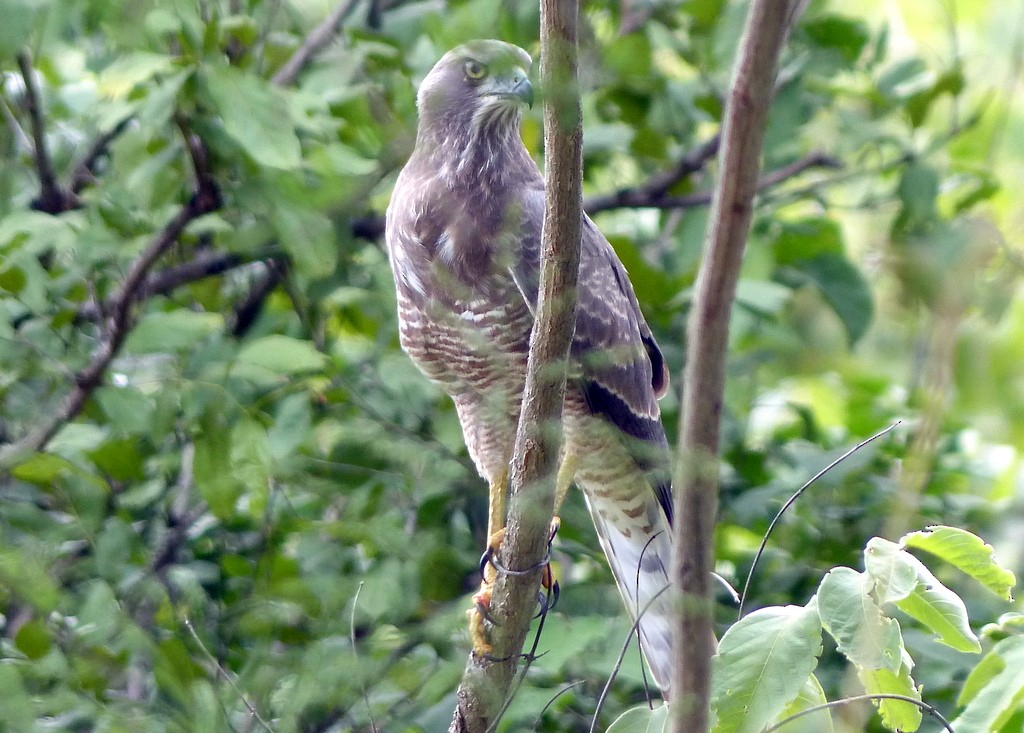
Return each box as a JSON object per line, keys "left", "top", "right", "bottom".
{"left": 464, "top": 61, "right": 487, "bottom": 80}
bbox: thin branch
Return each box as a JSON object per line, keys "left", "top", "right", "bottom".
{"left": 271, "top": 0, "right": 361, "bottom": 86}
{"left": 584, "top": 134, "right": 720, "bottom": 213}
{"left": 183, "top": 617, "right": 275, "bottom": 733}
{"left": 586, "top": 150, "right": 841, "bottom": 213}
{"left": 737, "top": 422, "right": 901, "bottom": 618}
{"left": 671, "top": 3, "right": 798, "bottom": 731}
{"left": 69, "top": 116, "right": 133, "bottom": 194}
{"left": 17, "top": 50, "right": 76, "bottom": 213}
{"left": 349, "top": 582, "right": 378, "bottom": 733}
{"left": 761, "top": 693, "right": 956, "bottom": 733}
{"left": 449, "top": 4, "right": 582, "bottom": 730}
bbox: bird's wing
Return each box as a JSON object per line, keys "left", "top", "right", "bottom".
{"left": 509, "top": 187, "right": 673, "bottom": 522}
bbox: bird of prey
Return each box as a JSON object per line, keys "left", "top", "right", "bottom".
{"left": 385, "top": 39, "right": 675, "bottom": 697}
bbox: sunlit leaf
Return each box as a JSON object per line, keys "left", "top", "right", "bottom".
{"left": 901, "top": 526, "right": 1016, "bottom": 600}
{"left": 711, "top": 603, "right": 823, "bottom": 733}
{"left": 817, "top": 567, "right": 903, "bottom": 673}
{"left": 951, "top": 637, "right": 1024, "bottom": 733}
{"left": 857, "top": 663, "right": 923, "bottom": 732}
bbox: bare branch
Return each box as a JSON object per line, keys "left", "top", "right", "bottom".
{"left": 586, "top": 150, "right": 841, "bottom": 214}
{"left": 69, "top": 116, "right": 133, "bottom": 194}
{"left": 449, "top": 3, "right": 582, "bottom": 730}
{"left": 584, "top": 134, "right": 720, "bottom": 213}
{"left": 16, "top": 50, "right": 77, "bottom": 213}
{"left": 272, "top": 0, "right": 361, "bottom": 86}
{"left": 670, "top": 2, "right": 799, "bottom": 731}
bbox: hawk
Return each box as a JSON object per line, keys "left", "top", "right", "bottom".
{"left": 386, "top": 39, "right": 675, "bottom": 697}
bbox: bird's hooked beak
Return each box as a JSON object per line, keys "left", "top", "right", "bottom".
{"left": 489, "top": 70, "right": 534, "bottom": 109}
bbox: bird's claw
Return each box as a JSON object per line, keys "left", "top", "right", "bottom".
{"left": 469, "top": 518, "right": 561, "bottom": 655}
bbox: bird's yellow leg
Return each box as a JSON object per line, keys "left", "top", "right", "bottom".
{"left": 469, "top": 454, "right": 576, "bottom": 656}
{"left": 469, "top": 468, "right": 508, "bottom": 656}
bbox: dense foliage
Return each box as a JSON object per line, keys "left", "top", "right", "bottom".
{"left": 1, "top": 1, "right": 1022, "bottom": 731}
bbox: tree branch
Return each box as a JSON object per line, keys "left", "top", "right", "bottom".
{"left": 449, "top": 3, "right": 582, "bottom": 731}
{"left": 670, "top": 2, "right": 798, "bottom": 731}
{"left": 271, "top": 0, "right": 361, "bottom": 86}
{"left": 69, "top": 116, "right": 133, "bottom": 194}
{"left": 584, "top": 133, "right": 720, "bottom": 213}
{"left": 585, "top": 149, "right": 841, "bottom": 214}
{"left": 17, "top": 50, "right": 77, "bottom": 213}
{"left": 0, "top": 136, "right": 221, "bottom": 471}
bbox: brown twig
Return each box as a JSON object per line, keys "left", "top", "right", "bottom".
{"left": 670, "top": 2, "right": 799, "bottom": 731}
{"left": 448, "top": 3, "right": 582, "bottom": 731}
{"left": 271, "top": 0, "right": 361, "bottom": 86}
{"left": 17, "top": 50, "right": 76, "bottom": 213}
{"left": 0, "top": 133, "right": 220, "bottom": 471}
{"left": 69, "top": 116, "right": 133, "bottom": 194}
{"left": 585, "top": 149, "right": 841, "bottom": 213}
{"left": 584, "top": 134, "right": 720, "bottom": 213}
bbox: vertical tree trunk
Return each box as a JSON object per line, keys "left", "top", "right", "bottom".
{"left": 449, "top": 2, "right": 582, "bottom": 730}
{"left": 670, "top": 2, "right": 798, "bottom": 731}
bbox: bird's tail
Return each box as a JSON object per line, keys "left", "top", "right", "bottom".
{"left": 584, "top": 495, "right": 675, "bottom": 700}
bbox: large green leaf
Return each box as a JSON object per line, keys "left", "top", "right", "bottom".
{"left": 711, "top": 603, "right": 823, "bottom": 733}
{"left": 235, "top": 335, "right": 328, "bottom": 375}
{"left": 952, "top": 637, "right": 1024, "bottom": 733}
{"left": 901, "top": 526, "right": 1016, "bottom": 600}
{"left": 857, "top": 664, "right": 923, "bottom": 732}
{"left": 607, "top": 703, "right": 669, "bottom": 733}
{"left": 201, "top": 65, "right": 302, "bottom": 170}
{"left": 771, "top": 672, "right": 833, "bottom": 733}
{"left": 865, "top": 537, "right": 981, "bottom": 653}
{"left": 817, "top": 567, "right": 903, "bottom": 673}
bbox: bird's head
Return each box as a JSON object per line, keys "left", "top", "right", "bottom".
{"left": 415, "top": 40, "right": 533, "bottom": 146}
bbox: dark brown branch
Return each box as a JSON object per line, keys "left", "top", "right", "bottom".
{"left": 584, "top": 134, "right": 720, "bottom": 213}
{"left": 670, "top": 2, "right": 798, "bottom": 732}
{"left": 449, "top": 3, "right": 582, "bottom": 731}
{"left": 272, "top": 0, "right": 361, "bottom": 86}
{"left": 17, "top": 50, "right": 77, "bottom": 213}
{"left": 69, "top": 116, "right": 133, "bottom": 194}
{"left": 0, "top": 143, "right": 221, "bottom": 471}
{"left": 585, "top": 150, "right": 841, "bottom": 213}
{"left": 229, "top": 259, "right": 289, "bottom": 337}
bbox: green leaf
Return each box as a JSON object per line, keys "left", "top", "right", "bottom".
{"left": 857, "top": 664, "right": 923, "bottom": 732}
{"left": 236, "top": 335, "right": 327, "bottom": 375}
{"left": 271, "top": 204, "right": 338, "bottom": 279}
{"left": 0, "top": 663, "right": 34, "bottom": 733}
{"left": 795, "top": 253, "right": 874, "bottom": 346}
{"left": 771, "top": 672, "right": 833, "bottom": 733}
{"left": 864, "top": 537, "right": 919, "bottom": 605}
{"left": 711, "top": 604, "right": 823, "bottom": 733}
{"left": 866, "top": 537, "right": 980, "bottom": 652}
{"left": 607, "top": 703, "right": 669, "bottom": 733}
{"left": 201, "top": 65, "right": 302, "bottom": 169}
{"left": 802, "top": 14, "right": 870, "bottom": 64}
{"left": 817, "top": 567, "right": 903, "bottom": 673}
{"left": 0, "top": 546, "right": 59, "bottom": 612}
{"left": 124, "top": 310, "right": 223, "bottom": 353}
{"left": 959, "top": 647, "right": 1008, "bottom": 707}
{"left": 895, "top": 564, "right": 981, "bottom": 653}
{"left": 14, "top": 618, "right": 52, "bottom": 660}
{"left": 901, "top": 526, "right": 1016, "bottom": 600}
{"left": 193, "top": 419, "right": 242, "bottom": 519}
{"left": 771, "top": 217, "right": 845, "bottom": 264}
{"left": 98, "top": 52, "right": 175, "bottom": 98}
{"left": 0, "top": 0, "right": 49, "bottom": 56}
{"left": 951, "top": 637, "right": 1024, "bottom": 733}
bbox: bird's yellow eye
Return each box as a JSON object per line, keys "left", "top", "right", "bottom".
{"left": 464, "top": 61, "right": 488, "bottom": 80}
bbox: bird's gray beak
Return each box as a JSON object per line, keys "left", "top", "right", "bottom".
{"left": 512, "top": 77, "right": 534, "bottom": 108}
{"left": 491, "top": 74, "right": 533, "bottom": 109}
